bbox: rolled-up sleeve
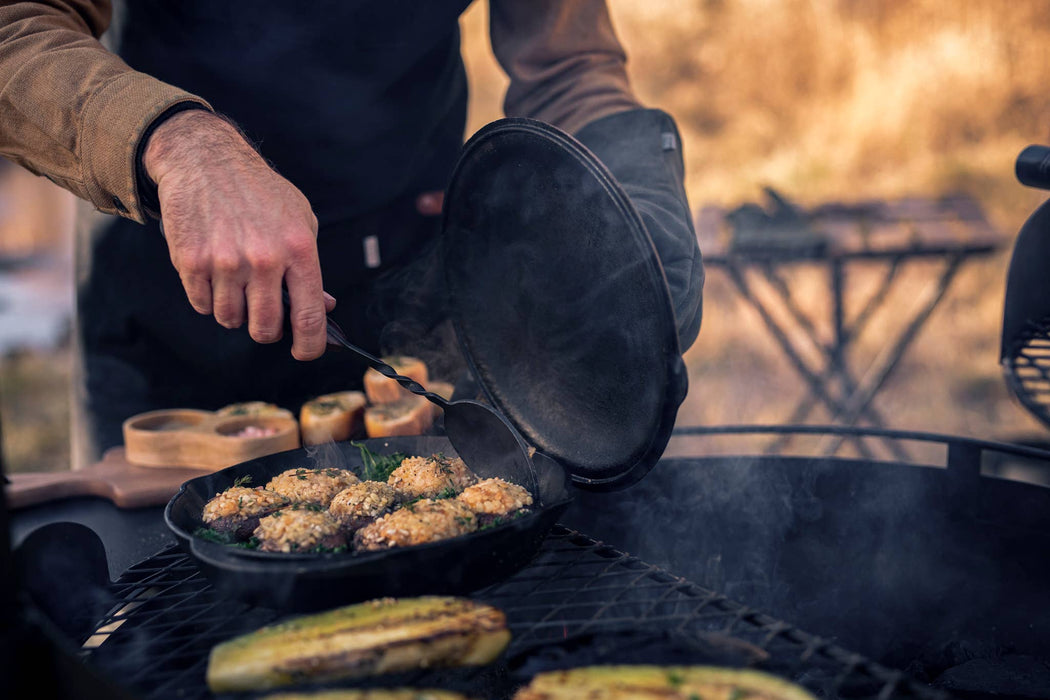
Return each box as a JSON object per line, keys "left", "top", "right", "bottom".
{"left": 489, "top": 0, "right": 640, "bottom": 135}
{"left": 0, "top": 0, "right": 210, "bottom": 222}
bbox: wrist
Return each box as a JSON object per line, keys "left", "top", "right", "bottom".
{"left": 143, "top": 110, "right": 255, "bottom": 187}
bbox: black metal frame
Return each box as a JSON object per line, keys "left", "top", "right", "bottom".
{"left": 1002, "top": 316, "right": 1050, "bottom": 432}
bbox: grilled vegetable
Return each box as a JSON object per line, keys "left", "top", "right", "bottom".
{"left": 262, "top": 690, "right": 471, "bottom": 700}
{"left": 206, "top": 597, "right": 511, "bottom": 692}
{"left": 512, "top": 665, "right": 817, "bottom": 700}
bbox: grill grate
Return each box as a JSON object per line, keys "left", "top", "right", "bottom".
{"left": 79, "top": 527, "right": 950, "bottom": 700}
{"left": 1003, "top": 317, "right": 1050, "bottom": 430}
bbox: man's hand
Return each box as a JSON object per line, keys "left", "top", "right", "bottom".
{"left": 143, "top": 110, "right": 335, "bottom": 361}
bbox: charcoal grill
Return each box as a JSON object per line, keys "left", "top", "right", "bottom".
{"left": 11, "top": 424, "right": 1050, "bottom": 698}
{"left": 75, "top": 526, "right": 946, "bottom": 700}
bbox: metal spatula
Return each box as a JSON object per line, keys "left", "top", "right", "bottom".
{"left": 283, "top": 293, "right": 537, "bottom": 496}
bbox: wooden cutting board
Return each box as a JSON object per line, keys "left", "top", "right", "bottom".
{"left": 5, "top": 447, "right": 213, "bottom": 510}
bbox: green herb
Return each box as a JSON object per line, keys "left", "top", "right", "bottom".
{"left": 193, "top": 527, "right": 236, "bottom": 545}
{"left": 311, "top": 544, "right": 348, "bottom": 554}
{"left": 232, "top": 474, "right": 253, "bottom": 487}
{"left": 667, "top": 670, "right": 684, "bottom": 688}
{"left": 234, "top": 537, "right": 260, "bottom": 550}
{"left": 352, "top": 441, "right": 406, "bottom": 482}
{"left": 436, "top": 486, "right": 458, "bottom": 500}
{"left": 479, "top": 516, "right": 505, "bottom": 531}
{"left": 727, "top": 690, "right": 744, "bottom": 700}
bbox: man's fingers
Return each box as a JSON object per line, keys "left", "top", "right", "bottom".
{"left": 246, "top": 272, "right": 285, "bottom": 343}
{"left": 180, "top": 273, "right": 214, "bottom": 316}
{"left": 212, "top": 275, "right": 247, "bottom": 329}
{"left": 285, "top": 265, "right": 327, "bottom": 361}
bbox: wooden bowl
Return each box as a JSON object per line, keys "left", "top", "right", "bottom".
{"left": 123, "top": 409, "right": 300, "bottom": 470}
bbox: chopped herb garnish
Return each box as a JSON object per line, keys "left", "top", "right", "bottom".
{"left": 352, "top": 441, "right": 406, "bottom": 482}
{"left": 234, "top": 537, "right": 261, "bottom": 550}
{"left": 232, "top": 474, "right": 253, "bottom": 487}
{"left": 667, "top": 671, "right": 684, "bottom": 688}
{"left": 436, "top": 487, "right": 458, "bottom": 499}
{"left": 194, "top": 527, "right": 237, "bottom": 545}
{"left": 479, "top": 517, "right": 505, "bottom": 531}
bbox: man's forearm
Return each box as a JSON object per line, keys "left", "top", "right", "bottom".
{"left": 0, "top": 0, "right": 210, "bottom": 222}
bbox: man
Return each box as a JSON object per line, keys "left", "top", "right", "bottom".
{"left": 0, "top": 0, "right": 703, "bottom": 454}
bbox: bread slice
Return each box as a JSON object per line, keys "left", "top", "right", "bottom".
{"left": 363, "top": 356, "right": 428, "bottom": 404}
{"left": 364, "top": 393, "right": 434, "bottom": 438}
{"left": 217, "top": 401, "right": 294, "bottom": 420}
{"left": 300, "top": 391, "right": 367, "bottom": 445}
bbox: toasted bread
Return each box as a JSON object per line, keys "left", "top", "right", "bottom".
{"left": 363, "top": 356, "right": 428, "bottom": 404}
{"left": 364, "top": 393, "right": 435, "bottom": 438}
{"left": 217, "top": 401, "right": 294, "bottom": 420}
{"left": 300, "top": 391, "right": 367, "bottom": 445}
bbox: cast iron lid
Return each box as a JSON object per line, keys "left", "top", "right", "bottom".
{"left": 441, "top": 118, "right": 688, "bottom": 491}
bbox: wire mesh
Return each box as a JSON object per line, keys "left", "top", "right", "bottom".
{"left": 1003, "top": 317, "right": 1050, "bottom": 431}
{"left": 80, "top": 527, "right": 951, "bottom": 700}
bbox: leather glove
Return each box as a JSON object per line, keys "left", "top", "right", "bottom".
{"left": 574, "top": 108, "right": 704, "bottom": 351}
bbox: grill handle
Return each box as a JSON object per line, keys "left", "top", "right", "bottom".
{"left": 1015, "top": 144, "right": 1050, "bottom": 189}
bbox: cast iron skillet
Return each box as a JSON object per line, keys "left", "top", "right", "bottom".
{"left": 164, "top": 435, "right": 572, "bottom": 612}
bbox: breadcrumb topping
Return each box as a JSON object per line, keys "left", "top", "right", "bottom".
{"left": 202, "top": 487, "right": 289, "bottom": 522}
{"left": 457, "top": 478, "right": 533, "bottom": 516}
{"left": 254, "top": 506, "right": 346, "bottom": 552}
{"left": 329, "top": 481, "right": 399, "bottom": 520}
{"left": 354, "top": 499, "right": 477, "bottom": 551}
{"left": 265, "top": 468, "right": 360, "bottom": 506}
{"left": 387, "top": 454, "right": 478, "bottom": 500}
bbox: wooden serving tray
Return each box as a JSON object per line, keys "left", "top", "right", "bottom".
{"left": 123, "top": 408, "right": 300, "bottom": 470}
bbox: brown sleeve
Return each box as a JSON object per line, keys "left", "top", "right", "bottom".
{"left": 0, "top": 0, "right": 212, "bottom": 222}
{"left": 488, "top": 0, "right": 640, "bottom": 136}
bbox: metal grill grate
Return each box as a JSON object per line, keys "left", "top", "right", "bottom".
{"left": 80, "top": 527, "right": 950, "bottom": 700}
{"left": 1003, "top": 317, "right": 1050, "bottom": 430}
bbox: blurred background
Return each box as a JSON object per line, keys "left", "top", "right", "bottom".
{"left": 3, "top": 0, "right": 1050, "bottom": 474}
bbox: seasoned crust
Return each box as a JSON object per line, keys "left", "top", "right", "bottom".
{"left": 387, "top": 454, "right": 478, "bottom": 500}
{"left": 254, "top": 506, "right": 347, "bottom": 553}
{"left": 202, "top": 487, "right": 290, "bottom": 540}
{"left": 328, "top": 481, "right": 399, "bottom": 532}
{"left": 265, "top": 468, "right": 360, "bottom": 506}
{"left": 203, "top": 486, "right": 290, "bottom": 522}
{"left": 353, "top": 499, "right": 477, "bottom": 551}
{"left": 457, "top": 478, "right": 533, "bottom": 516}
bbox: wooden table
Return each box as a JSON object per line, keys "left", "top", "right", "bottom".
{"left": 696, "top": 191, "right": 1006, "bottom": 458}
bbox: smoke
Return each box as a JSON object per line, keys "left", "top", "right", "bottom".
{"left": 303, "top": 438, "right": 350, "bottom": 471}
{"left": 562, "top": 448, "right": 1050, "bottom": 684}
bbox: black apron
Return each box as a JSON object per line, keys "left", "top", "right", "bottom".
{"left": 81, "top": 1, "right": 472, "bottom": 449}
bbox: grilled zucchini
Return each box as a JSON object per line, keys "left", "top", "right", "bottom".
{"left": 262, "top": 691, "right": 471, "bottom": 700}
{"left": 207, "top": 597, "right": 510, "bottom": 692}
{"left": 512, "top": 665, "right": 816, "bottom": 700}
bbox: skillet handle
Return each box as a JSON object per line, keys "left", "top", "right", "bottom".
{"left": 1016, "top": 145, "right": 1050, "bottom": 189}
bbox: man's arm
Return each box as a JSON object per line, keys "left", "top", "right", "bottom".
{"left": 488, "top": 0, "right": 639, "bottom": 135}
{"left": 489, "top": 0, "right": 704, "bottom": 351}
{"left": 0, "top": 1, "right": 331, "bottom": 359}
